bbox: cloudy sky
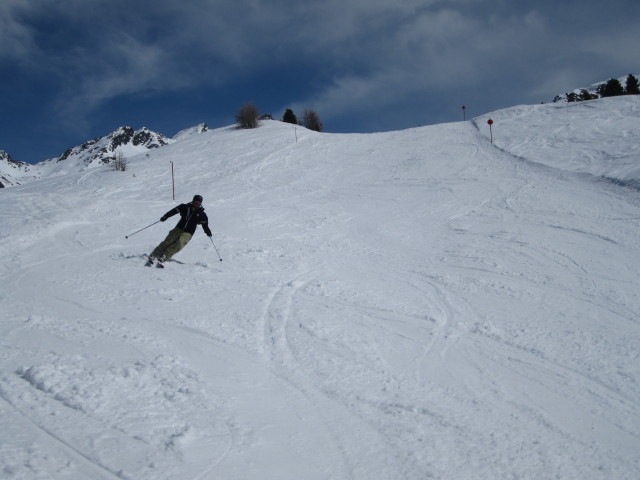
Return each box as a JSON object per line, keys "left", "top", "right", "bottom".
{"left": 2, "top": 0, "right": 639, "bottom": 164}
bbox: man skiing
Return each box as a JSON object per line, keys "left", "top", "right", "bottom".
{"left": 147, "top": 194, "right": 212, "bottom": 266}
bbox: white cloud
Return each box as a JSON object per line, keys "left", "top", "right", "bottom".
{"left": 52, "top": 35, "right": 171, "bottom": 126}
{"left": 287, "top": 8, "right": 551, "bottom": 118}
{"left": 0, "top": 1, "right": 36, "bottom": 60}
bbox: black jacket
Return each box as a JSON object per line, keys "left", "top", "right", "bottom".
{"left": 162, "top": 203, "right": 212, "bottom": 236}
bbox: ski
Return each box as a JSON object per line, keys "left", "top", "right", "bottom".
{"left": 139, "top": 255, "right": 210, "bottom": 269}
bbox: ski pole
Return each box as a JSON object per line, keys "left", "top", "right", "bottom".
{"left": 209, "top": 236, "right": 223, "bottom": 261}
{"left": 125, "top": 220, "right": 161, "bottom": 239}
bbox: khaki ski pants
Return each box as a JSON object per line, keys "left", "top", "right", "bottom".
{"left": 151, "top": 227, "right": 192, "bottom": 259}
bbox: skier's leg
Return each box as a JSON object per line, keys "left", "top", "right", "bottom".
{"left": 151, "top": 228, "right": 182, "bottom": 258}
{"left": 164, "top": 232, "right": 192, "bottom": 259}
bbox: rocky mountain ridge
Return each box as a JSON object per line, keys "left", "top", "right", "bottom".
{"left": 0, "top": 123, "right": 208, "bottom": 187}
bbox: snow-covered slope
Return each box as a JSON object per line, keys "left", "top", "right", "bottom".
{"left": 475, "top": 96, "right": 640, "bottom": 188}
{"left": 1, "top": 100, "right": 639, "bottom": 479}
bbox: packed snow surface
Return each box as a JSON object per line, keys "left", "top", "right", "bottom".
{"left": 1, "top": 97, "right": 640, "bottom": 479}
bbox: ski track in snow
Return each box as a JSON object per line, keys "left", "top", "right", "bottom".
{"left": 2, "top": 98, "right": 640, "bottom": 479}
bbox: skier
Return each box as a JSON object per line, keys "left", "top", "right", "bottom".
{"left": 147, "top": 194, "right": 212, "bottom": 266}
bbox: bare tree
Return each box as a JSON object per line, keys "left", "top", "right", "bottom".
{"left": 114, "top": 151, "right": 127, "bottom": 171}
{"left": 302, "top": 109, "right": 322, "bottom": 132}
{"left": 236, "top": 103, "right": 260, "bottom": 129}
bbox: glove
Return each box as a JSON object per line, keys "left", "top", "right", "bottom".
{"left": 160, "top": 215, "right": 167, "bottom": 222}
{"left": 207, "top": 233, "right": 212, "bottom": 237}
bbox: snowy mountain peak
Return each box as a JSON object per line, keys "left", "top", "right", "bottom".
{"left": 1, "top": 123, "right": 212, "bottom": 185}
{"left": 58, "top": 126, "right": 171, "bottom": 166}
{"left": 172, "top": 123, "right": 209, "bottom": 141}
{"left": 33, "top": 126, "right": 173, "bottom": 177}
{"left": 0, "top": 149, "right": 32, "bottom": 187}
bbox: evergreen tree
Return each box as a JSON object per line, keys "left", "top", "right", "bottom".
{"left": 625, "top": 74, "right": 640, "bottom": 95}
{"left": 598, "top": 78, "right": 624, "bottom": 97}
{"left": 282, "top": 108, "right": 298, "bottom": 125}
{"left": 579, "top": 89, "right": 597, "bottom": 101}
{"left": 566, "top": 92, "right": 578, "bottom": 103}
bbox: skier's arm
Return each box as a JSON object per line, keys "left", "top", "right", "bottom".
{"left": 160, "top": 206, "right": 180, "bottom": 222}
{"left": 200, "top": 213, "right": 213, "bottom": 236}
